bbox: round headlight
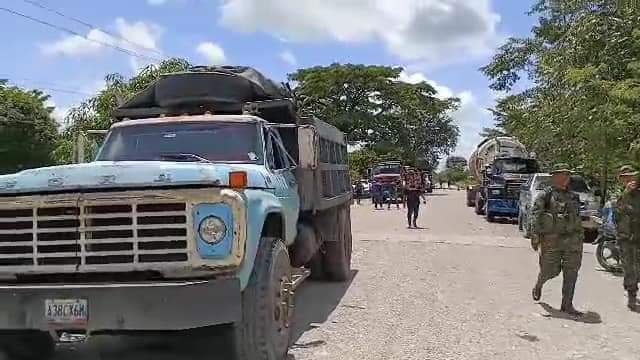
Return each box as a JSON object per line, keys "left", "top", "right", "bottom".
{"left": 199, "top": 216, "right": 227, "bottom": 244}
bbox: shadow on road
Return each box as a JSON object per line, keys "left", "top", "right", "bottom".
{"left": 289, "top": 270, "right": 358, "bottom": 346}
{"left": 538, "top": 302, "right": 602, "bottom": 324}
{"left": 426, "top": 193, "right": 449, "bottom": 197}
{"left": 53, "top": 271, "right": 357, "bottom": 360}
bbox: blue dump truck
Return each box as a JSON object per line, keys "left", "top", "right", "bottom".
{"left": 0, "top": 66, "right": 352, "bottom": 359}
{"left": 467, "top": 137, "right": 539, "bottom": 222}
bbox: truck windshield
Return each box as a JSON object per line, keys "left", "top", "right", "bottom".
{"left": 372, "top": 165, "right": 402, "bottom": 175}
{"left": 494, "top": 159, "right": 538, "bottom": 174}
{"left": 96, "top": 122, "right": 263, "bottom": 163}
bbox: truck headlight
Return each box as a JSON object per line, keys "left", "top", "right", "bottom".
{"left": 199, "top": 216, "right": 227, "bottom": 244}
{"left": 491, "top": 189, "right": 502, "bottom": 195}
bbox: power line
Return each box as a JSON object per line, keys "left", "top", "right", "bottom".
{"left": 0, "top": 75, "right": 95, "bottom": 97}
{"left": 0, "top": 6, "right": 163, "bottom": 63}
{"left": 19, "top": 0, "right": 167, "bottom": 58}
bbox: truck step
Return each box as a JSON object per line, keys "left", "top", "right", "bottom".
{"left": 290, "top": 267, "right": 311, "bottom": 291}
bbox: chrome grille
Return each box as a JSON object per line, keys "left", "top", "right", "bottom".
{"left": 505, "top": 182, "right": 524, "bottom": 199}
{"left": 0, "top": 201, "right": 189, "bottom": 269}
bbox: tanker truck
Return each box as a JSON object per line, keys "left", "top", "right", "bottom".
{"left": 466, "top": 137, "right": 539, "bottom": 222}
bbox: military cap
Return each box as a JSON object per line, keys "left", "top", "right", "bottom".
{"left": 618, "top": 165, "right": 639, "bottom": 177}
{"left": 549, "top": 163, "right": 573, "bottom": 175}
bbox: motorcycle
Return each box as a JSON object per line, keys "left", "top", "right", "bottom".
{"left": 592, "top": 204, "right": 622, "bottom": 273}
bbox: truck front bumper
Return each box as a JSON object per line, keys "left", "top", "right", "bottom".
{"left": 0, "top": 278, "right": 241, "bottom": 332}
{"left": 486, "top": 199, "right": 519, "bottom": 217}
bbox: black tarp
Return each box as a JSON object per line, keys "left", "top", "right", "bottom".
{"left": 113, "top": 66, "right": 289, "bottom": 120}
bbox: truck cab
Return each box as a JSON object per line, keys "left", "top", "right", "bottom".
{"left": 483, "top": 156, "right": 538, "bottom": 221}
{"left": 0, "top": 68, "right": 352, "bottom": 360}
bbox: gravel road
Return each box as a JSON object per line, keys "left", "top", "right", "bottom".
{"left": 54, "top": 190, "right": 640, "bottom": 360}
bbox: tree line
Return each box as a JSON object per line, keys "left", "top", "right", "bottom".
{"left": 0, "top": 61, "right": 461, "bottom": 177}
{"left": 482, "top": 0, "right": 640, "bottom": 198}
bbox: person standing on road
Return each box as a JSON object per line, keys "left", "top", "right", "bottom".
{"left": 530, "top": 163, "right": 584, "bottom": 316}
{"left": 354, "top": 181, "right": 364, "bottom": 205}
{"left": 614, "top": 165, "right": 640, "bottom": 310}
{"left": 371, "top": 181, "right": 382, "bottom": 209}
{"left": 406, "top": 171, "right": 426, "bottom": 228}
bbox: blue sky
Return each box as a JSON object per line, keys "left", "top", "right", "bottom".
{"left": 0, "top": 0, "right": 537, "bottom": 158}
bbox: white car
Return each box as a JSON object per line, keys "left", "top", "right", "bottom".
{"left": 518, "top": 173, "right": 600, "bottom": 238}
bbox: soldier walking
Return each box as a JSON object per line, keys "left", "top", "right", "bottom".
{"left": 614, "top": 165, "right": 640, "bottom": 310}
{"left": 530, "top": 164, "right": 584, "bottom": 316}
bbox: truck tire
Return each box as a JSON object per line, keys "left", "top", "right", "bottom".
{"left": 474, "top": 192, "right": 485, "bottom": 215}
{"left": 522, "top": 214, "right": 532, "bottom": 239}
{"left": 233, "top": 237, "right": 292, "bottom": 360}
{"left": 0, "top": 331, "right": 55, "bottom": 360}
{"left": 323, "top": 206, "right": 352, "bottom": 282}
{"left": 486, "top": 212, "right": 495, "bottom": 223}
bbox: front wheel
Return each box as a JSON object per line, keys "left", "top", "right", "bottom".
{"left": 522, "top": 213, "right": 532, "bottom": 239}
{"left": 596, "top": 240, "right": 621, "bottom": 273}
{"left": 233, "top": 237, "right": 293, "bottom": 360}
{"left": 475, "top": 193, "right": 485, "bottom": 215}
{"left": 518, "top": 212, "right": 523, "bottom": 231}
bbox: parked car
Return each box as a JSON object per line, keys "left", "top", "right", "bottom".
{"left": 518, "top": 173, "right": 600, "bottom": 239}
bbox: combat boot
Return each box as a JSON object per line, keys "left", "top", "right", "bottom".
{"left": 627, "top": 291, "right": 637, "bottom": 310}
{"left": 560, "top": 299, "right": 584, "bottom": 317}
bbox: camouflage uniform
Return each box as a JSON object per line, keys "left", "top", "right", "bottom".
{"left": 613, "top": 165, "right": 640, "bottom": 309}
{"left": 531, "top": 164, "right": 584, "bottom": 313}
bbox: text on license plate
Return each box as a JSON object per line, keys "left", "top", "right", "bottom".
{"left": 45, "top": 299, "right": 88, "bottom": 325}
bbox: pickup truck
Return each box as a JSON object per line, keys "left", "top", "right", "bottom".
{"left": 0, "top": 67, "right": 353, "bottom": 360}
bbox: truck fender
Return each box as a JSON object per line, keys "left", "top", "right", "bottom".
{"left": 237, "top": 189, "right": 286, "bottom": 290}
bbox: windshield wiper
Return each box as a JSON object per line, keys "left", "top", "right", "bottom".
{"left": 159, "top": 153, "right": 213, "bottom": 163}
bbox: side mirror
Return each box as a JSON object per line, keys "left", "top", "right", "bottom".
{"left": 297, "top": 126, "right": 318, "bottom": 170}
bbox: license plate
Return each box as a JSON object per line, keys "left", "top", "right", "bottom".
{"left": 45, "top": 299, "right": 88, "bottom": 325}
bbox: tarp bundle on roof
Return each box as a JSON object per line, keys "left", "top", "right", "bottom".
{"left": 113, "top": 66, "right": 289, "bottom": 120}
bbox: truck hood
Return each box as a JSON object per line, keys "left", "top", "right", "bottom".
{"left": 0, "top": 161, "right": 271, "bottom": 195}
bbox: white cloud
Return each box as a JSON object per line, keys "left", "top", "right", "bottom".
{"left": 41, "top": 18, "right": 163, "bottom": 72}
{"left": 147, "top": 0, "right": 167, "bottom": 5}
{"left": 220, "top": 0, "right": 501, "bottom": 64}
{"left": 41, "top": 29, "right": 114, "bottom": 56}
{"left": 279, "top": 50, "right": 297, "bottom": 66}
{"left": 399, "top": 70, "right": 493, "bottom": 159}
{"left": 196, "top": 42, "right": 226, "bottom": 65}
{"left": 44, "top": 100, "right": 70, "bottom": 127}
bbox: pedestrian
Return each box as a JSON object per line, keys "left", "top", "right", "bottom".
{"left": 371, "top": 181, "right": 382, "bottom": 209}
{"left": 530, "top": 163, "right": 584, "bottom": 316}
{"left": 386, "top": 184, "right": 400, "bottom": 210}
{"left": 613, "top": 165, "right": 640, "bottom": 310}
{"left": 354, "top": 181, "right": 364, "bottom": 205}
{"left": 406, "top": 171, "right": 426, "bottom": 228}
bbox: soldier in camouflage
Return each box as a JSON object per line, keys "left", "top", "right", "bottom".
{"left": 530, "top": 164, "right": 584, "bottom": 316}
{"left": 614, "top": 165, "right": 640, "bottom": 310}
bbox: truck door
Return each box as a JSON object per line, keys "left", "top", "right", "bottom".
{"left": 266, "top": 128, "right": 300, "bottom": 244}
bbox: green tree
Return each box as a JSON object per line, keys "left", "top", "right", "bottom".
{"left": 445, "top": 156, "right": 467, "bottom": 170}
{"left": 482, "top": 1, "right": 640, "bottom": 201}
{"left": 289, "top": 64, "right": 460, "bottom": 169}
{"left": 56, "top": 58, "right": 192, "bottom": 163}
{"left": 0, "top": 81, "right": 59, "bottom": 174}
{"left": 348, "top": 147, "right": 379, "bottom": 181}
